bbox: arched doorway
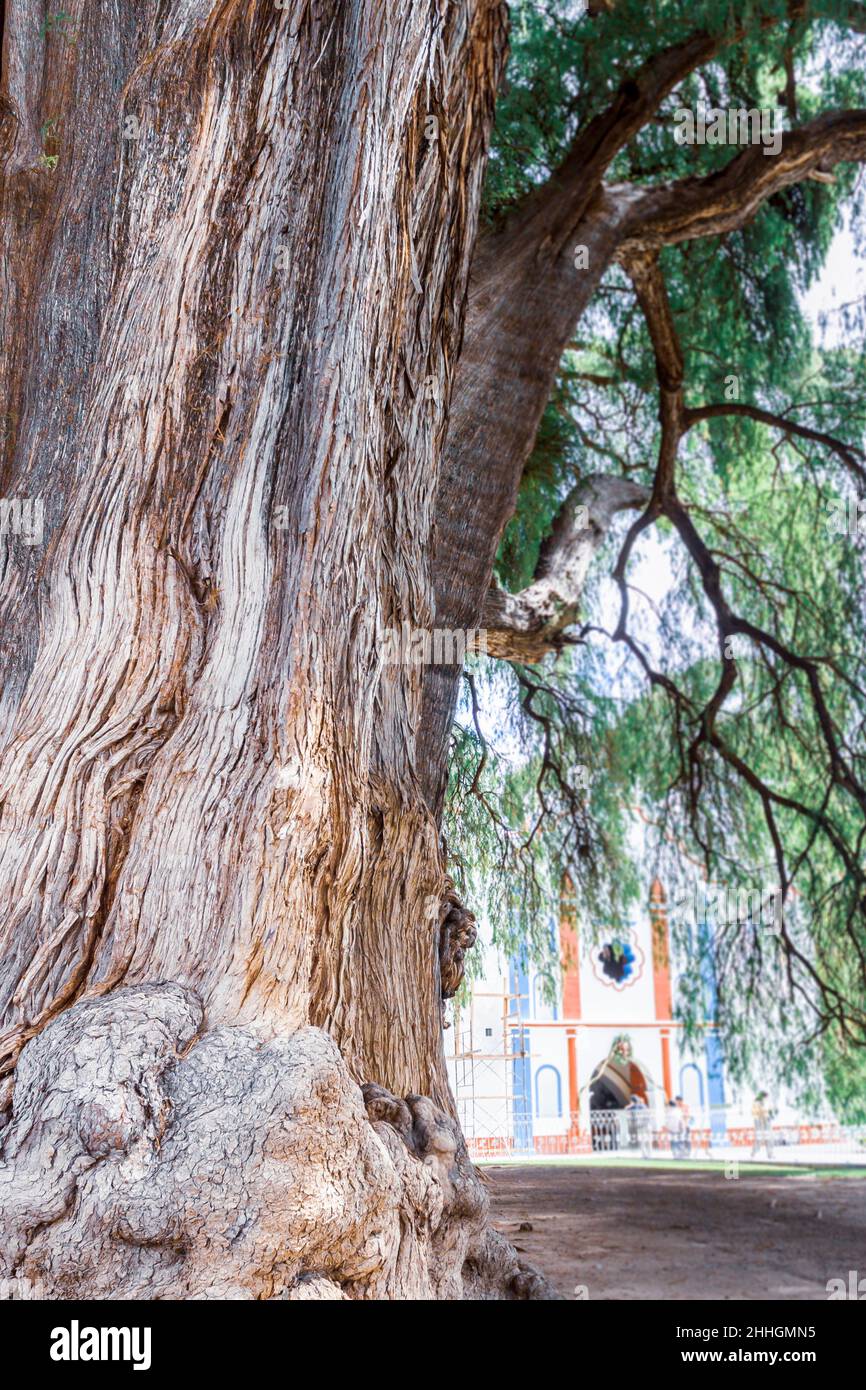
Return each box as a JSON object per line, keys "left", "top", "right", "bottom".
{"left": 586, "top": 1037, "right": 657, "bottom": 1151}
{"left": 589, "top": 1057, "right": 649, "bottom": 1109}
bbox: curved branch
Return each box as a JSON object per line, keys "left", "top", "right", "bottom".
{"left": 618, "top": 109, "right": 866, "bottom": 253}
{"left": 686, "top": 402, "right": 866, "bottom": 489}
{"left": 482, "top": 474, "right": 649, "bottom": 661}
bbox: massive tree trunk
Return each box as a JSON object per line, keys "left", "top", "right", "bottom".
{"left": 0, "top": 0, "right": 555, "bottom": 1300}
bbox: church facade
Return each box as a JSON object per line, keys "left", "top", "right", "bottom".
{"left": 445, "top": 880, "right": 821, "bottom": 1157}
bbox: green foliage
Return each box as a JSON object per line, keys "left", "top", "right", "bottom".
{"left": 449, "top": 0, "right": 866, "bottom": 1118}
{"left": 822, "top": 1037, "right": 866, "bottom": 1122}
{"left": 444, "top": 655, "right": 643, "bottom": 973}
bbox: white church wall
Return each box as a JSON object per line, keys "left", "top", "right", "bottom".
{"left": 529, "top": 968, "right": 558, "bottom": 1022}
{"left": 526, "top": 1024, "right": 570, "bottom": 1136}
{"left": 669, "top": 1035, "right": 710, "bottom": 1115}
{"left": 577, "top": 913, "right": 658, "bottom": 1025}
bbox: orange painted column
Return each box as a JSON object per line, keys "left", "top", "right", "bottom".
{"left": 560, "top": 875, "right": 582, "bottom": 1020}
{"left": 560, "top": 876, "right": 582, "bottom": 1140}
{"left": 650, "top": 879, "right": 674, "bottom": 1100}
{"left": 567, "top": 1029, "right": 579, "bottom": 1120}
{"left": 650, "top": 878, "right": 673, "bottom": 1017}
{"left": 660, "top": 1028, "right": 673, "bottom": 1101}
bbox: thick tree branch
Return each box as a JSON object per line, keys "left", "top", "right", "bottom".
{"left": 521, "top": 30, "right": 725, "bottom": 252}
{"left": 418, "top": 7, "right": 866, "bottom": 813}
{"left": 501, "top": 2, "right": 832, "bottom": 255}
{"left": 618, "top": 109, "right": 866, "bottom": 253}
{"left": 496, "top": 0, "right": 866, "bottom": 257}
{"left": 482, "top": 474, "right": 649, "bottom": 661}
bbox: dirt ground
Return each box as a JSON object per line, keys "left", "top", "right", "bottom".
{"left": 485, "top": 1161, "right": 866, "bottom": 1299}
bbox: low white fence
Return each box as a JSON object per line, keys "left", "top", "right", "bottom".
{"left": 464, "top": 1112, "right": 866, "bottom": 1162}
{"left": 585, "top": 1110, "right": 866, "bottom": 1161}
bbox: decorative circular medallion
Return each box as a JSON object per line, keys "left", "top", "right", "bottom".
{"left": 591, "top": 930, "right": 644, "bottom": 990}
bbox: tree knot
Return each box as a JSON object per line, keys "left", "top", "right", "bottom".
{"left": 437, "top": 881, "right": 477, "bottom": 1000}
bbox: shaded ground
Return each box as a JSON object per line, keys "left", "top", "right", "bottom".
{"left": 485, "top": 1161, "right": 866, "bottom": 1299}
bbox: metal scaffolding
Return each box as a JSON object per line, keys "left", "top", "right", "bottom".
{"left": 449, "top": 982, "right": 530, "bottom": 1156}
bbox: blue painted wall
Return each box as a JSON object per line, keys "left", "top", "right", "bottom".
{"left": 535, "top": 1064, "right": 563, "bottom": 1118}
{"left": 698, "top": 915, "right": 727, "bottom": 1135}
{"left": 509, "top": 951, "right": 533, "bottom": 1149}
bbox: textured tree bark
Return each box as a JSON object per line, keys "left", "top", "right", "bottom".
{"left": 417, "top": 185, "right": 636, "bottom": 813}
{"left": 1, "top": 984, "right": 548, "bottom": 1299}
{"left": 0, "top": 0, "right": 557, "bottom": 1300}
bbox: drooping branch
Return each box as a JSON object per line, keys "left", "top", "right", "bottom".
{"left": 604, "top": 250, "right": 866, "bottom": 1037}
{"left": 622, "top": 251, "right": 866, "bottom": 792}
{"left": 481, "top": 474, "right": 649, "bottom": 661}
{"left": 618, "top": 109, "right": 866, "bottom": 254}
{"left": 686, "top": 402, "right": 866, "bottom": 489}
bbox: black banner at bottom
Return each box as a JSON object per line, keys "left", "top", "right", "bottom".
{"left": 0, "top": 1296, "right": 861, "bottom": 1376}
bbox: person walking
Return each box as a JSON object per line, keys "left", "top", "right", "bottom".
{"left": 675, "top": 1094, "right": 692, "bottom": 1159}
{"left": 666, "top": 1099, "right": 684, "bottom": 1158}
{"left": 626, "top": 1092, "right": 652, "bottom": 1158}
{"left": 751, "top": 1092, "right": 775, "bottom": 1159}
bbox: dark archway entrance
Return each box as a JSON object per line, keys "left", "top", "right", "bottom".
{"left": 589, "top": 1057, "right": 652, "bottom": 1151}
